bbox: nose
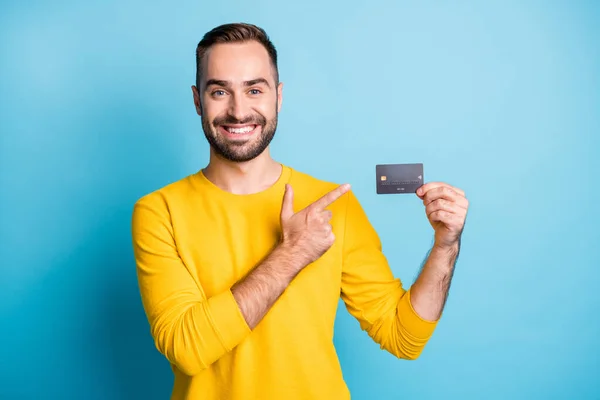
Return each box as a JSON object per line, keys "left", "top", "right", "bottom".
{"left": 228, "top": 93, "right": 250, "bottom": 122}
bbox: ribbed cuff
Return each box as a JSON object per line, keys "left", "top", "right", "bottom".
{"left": 207, "top": 289, "right": 252, "bottom": 351}
{"left": 397, "top": 288, "right": 439, "bottom": 340}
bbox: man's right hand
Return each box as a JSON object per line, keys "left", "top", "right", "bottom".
{"left": 279, "top": 183, "right": 351, "bottom": 268}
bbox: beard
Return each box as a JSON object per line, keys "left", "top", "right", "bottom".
{"left": 201, "top": 105, "right": 278, "bottom": 163}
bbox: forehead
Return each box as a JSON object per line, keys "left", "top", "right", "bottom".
{"left": 202, "top": 41, "right": 275, "bottom": 85}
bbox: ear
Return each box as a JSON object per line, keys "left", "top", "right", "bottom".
{"left": 191, "top": 85, "right": 202, "bottom": 116}
{"left": 276, "top": 82, "right": 284, "bottom": 113}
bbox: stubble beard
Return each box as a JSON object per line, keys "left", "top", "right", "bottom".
{"left": 201, "top": 104, "right": 279, "bottom": 163}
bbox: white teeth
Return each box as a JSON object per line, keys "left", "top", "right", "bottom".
{"left": 226, "top": 125, "right": 254, "bottom": 134}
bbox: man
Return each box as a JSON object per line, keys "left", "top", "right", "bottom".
{"left": 131, "top": 22, "right": 469, "bottom": 400}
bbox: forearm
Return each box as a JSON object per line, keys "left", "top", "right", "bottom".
{"left": 410, "top": 242, "right": 460, "bottom": 321}
{"left": 231, "top": 243, "right": 304, "bottom": 329}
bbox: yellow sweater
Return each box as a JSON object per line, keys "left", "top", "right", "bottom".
{"left": 131, "top": 164, "right": 438, "bottom": 400}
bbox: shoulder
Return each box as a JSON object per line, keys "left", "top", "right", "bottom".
{"left": 286, "top": 165, "right": 356, "bottom": 211}
{"left": 288, "top": 167, "right": 340, "bottom": 192}
{"left": 132, "top": 172, "right": 198, "bottom": 213}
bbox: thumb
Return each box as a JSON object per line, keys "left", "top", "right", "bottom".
{"left": 280, "top": 184, "right": 294, "bottom": 220}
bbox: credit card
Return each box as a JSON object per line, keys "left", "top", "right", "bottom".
{"left": 376, "top": 163, "right": 424, "bottom": 194}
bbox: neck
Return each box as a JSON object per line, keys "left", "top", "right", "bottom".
{"left": 202, "top": 148, "right": 282, "bottom": 195}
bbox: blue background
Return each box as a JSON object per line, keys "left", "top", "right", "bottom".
{"left": 1, "top": 0, "right": 599, "bottom": 399}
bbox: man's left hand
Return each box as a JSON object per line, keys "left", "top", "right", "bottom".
{"left": 416, "top": 182, "right": 469, "bottom": 250}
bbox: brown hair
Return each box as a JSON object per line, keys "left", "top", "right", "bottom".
{"left": 195, "top": 23, "right": 279, "bottom": 88}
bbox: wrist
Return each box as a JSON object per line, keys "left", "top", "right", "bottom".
{"left": 429, "top": 241, "right": 460, "bottom": 271}
{"left": 432, "top": 240, "right": 460, "bottom": 255}
{"left": 275, "top": 241, "right": 308, "bottom": 273}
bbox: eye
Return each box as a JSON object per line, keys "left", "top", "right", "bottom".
{"left": 249, "top": 89, "right": 262, "bottom": 95}
{"left": 212, "top": 90, "right": 226, "bottom": 97}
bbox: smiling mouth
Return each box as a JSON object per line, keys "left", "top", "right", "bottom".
{"left": 221, "top": 124, "right": 258, "bottom": 135}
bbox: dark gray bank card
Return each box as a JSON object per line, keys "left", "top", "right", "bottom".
{"left": 376, "top": 163, "right": 424, "bottom": 194}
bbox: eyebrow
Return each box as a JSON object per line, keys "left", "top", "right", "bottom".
{"left": 205, "top": 78, "right": 271, "bottom": 89}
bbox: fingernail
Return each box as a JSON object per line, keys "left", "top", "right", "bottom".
{"left": 417, "top": 188, "right": 423, "bottom": 195}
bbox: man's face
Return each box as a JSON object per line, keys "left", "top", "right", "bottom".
{"left": 193, "top": 41, "right": 282, "bottom": 162}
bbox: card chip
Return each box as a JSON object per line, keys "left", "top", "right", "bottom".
{"left": 380, "top": 176, "right": 387, "bottom": 181}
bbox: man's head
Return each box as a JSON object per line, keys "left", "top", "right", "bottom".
{"left": 192, "top": 23, "right": 282, "bottom": 163}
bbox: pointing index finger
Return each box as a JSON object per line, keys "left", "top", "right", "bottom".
{"left": 312, "top": 184, "right": 351, "bottom": 210}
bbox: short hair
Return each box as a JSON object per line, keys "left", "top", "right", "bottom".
{"left": 195, "top": 22, "right": 279, "bottom": 88}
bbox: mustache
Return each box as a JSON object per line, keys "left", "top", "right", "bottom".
{"left": 213, "top": 113, "right": 266, "bottom": 127}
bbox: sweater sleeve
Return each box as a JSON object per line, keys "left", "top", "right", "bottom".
{"left": 131, "top": 193, "right": 251, "bottom": 376}
{"left": 340, "top": 190, "right": 439, "bottom": 360}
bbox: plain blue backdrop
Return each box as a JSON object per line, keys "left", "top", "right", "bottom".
{"left": 1, "top": 0, "right": 599, "bottom": 399}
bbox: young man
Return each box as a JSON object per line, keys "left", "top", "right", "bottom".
{"left": 131, "top": 22, "right": 469, "bottom": 400}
